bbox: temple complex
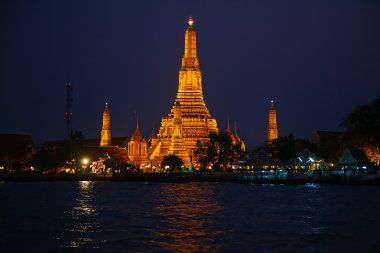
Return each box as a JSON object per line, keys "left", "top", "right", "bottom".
{"left": 148, "top": 17, "right": 219, "bottom": 166}
{"left": 100, "top": 103, "right": 112, "bottom": 146}
{"left": 267, "top": 100, "right": 278, "bottom": 145}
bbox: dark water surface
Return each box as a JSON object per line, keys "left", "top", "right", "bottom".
{"left": 1, "top": 181, "right": 380, "bottom": 252}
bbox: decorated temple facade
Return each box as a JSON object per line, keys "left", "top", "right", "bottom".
{"left": 127, "top": 119, "right": 149, "bottom": 170}
{"left": 148, "top": 17, "right": 219, "bottom": 166}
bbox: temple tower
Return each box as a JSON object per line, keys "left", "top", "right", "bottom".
{"left": 100, "top": 103, "right": 112, "bottom": 146}
{"left": 149, "top": 17, "right": 219, "bottom": 166}
{"left": 267, "top": 100, "right": 278, "bottom": 145}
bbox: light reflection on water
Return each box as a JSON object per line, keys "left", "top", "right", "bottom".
{"left": 2, "top": 182, "right": 380, "bottom": 252}
{"left": 144, "top": 183, "right": 224, "bottom": 252}
{"left": 64, "top": 181, "right": 102, "bottom": 248}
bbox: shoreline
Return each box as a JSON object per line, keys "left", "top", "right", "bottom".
{"left": 1, "top": 173, "right": 380, "bottom": 185}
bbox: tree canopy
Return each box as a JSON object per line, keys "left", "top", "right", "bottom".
{"left": 341, "top": 98, "right": 380, "bottom": 147}
{"left": 194, "top": 131, "right": 244, "bottom": 171}
{"left": 341, "top": 98, "right": 380, "bottom": 165}
{"left": 161, "top": 155, "right": 184, "bottom": 172}
{"left": 271, "top": 134, "right": 316, "bottom": 163}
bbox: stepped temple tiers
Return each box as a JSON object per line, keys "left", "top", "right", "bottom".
{"left": 148, "top": 17, "right": 219, "bottom": 166}
{"left": 92, "top": 17, "right": 246, "bottom": 170}
{"left": 267, "top": 100, "right": 278, "bottom": 145}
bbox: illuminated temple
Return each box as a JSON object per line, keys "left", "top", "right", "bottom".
{"left": 148, "top": 17, "right": 219, "bottom": 166}
{"left": 267, "top": 100, "right": 278, "bottom": 145}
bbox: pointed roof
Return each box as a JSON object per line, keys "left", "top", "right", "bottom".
{"left": 103, "top": 102, "right": 110, "bottom": 113}
{"left": 148, "top": 121, "right": 156, "bottom": 143}
{"left": 234, "top": 120, "right": 241, "bottom": 142}
{"left": 226, "top": 114, "right": 233, "bottom": 134}
{"left": 339, "top": 148, "right": 371, "bottom": 166}
{"left": 131, "top": 115, "right": 143, "bottom": 141}
{"left": 269, "top": 100, "right": 276, "bottom": 110}
{"left": 226, "top": 115, "right": 235, "bottom": 143}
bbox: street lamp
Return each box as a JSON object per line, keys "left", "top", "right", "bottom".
{"left": 82, "top": 158, "right": 89, "bottom": 172}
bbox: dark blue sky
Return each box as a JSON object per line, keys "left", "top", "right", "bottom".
{"left": 1, "top": 0, "right": 379, "bottom": 148}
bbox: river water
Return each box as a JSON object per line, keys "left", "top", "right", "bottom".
{"left": 0, "top": 181, "right": 379, "bottom": 252}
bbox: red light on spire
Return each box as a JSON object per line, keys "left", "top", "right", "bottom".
{"left": 188, "top": 16, "right": 193, "bottom": 26}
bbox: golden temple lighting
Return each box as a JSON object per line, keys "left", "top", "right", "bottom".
{"left": 267, "top": 100, "right": 278, "bottom": 145}
{"left": 148, "top": 18, "right": 219, "bottom": 166}
{"left": 100, "top": 102, "right": 112, "bottom": 146}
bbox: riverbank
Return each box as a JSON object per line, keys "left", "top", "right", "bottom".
{"left": 1, "top": 172, "right": 380, "bottom": 185}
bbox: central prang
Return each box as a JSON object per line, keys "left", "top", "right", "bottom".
{"left": 148, "top": 17, "right": 219, "bottom": 167}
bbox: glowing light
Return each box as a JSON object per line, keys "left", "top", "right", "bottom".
{"left": 188, "top": 16, "right": 193, "bottom": 26}
{"left": 82, "top": 158, "right": 89, "bottom": 165}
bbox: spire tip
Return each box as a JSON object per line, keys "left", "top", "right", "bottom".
{"left": 188, "top": 16, "right": 193, "bottom": 26}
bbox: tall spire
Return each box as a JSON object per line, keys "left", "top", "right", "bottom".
{"left": 100, "top": 102, "right": 112, "bottom": 146}
{"left": 149, "top": 121, "right": 156, "bottom": 142}
{"left": 136, "top": 113, "right": 139, "bottom": 131}
{"left": 149, "top": 17, "right": 219, "bottom": 167}
{"left": 226, "top": 114, "right": 235, "bottom": 143}
{"left": 226, "top": 114, "right": 232, "bottom": 133}
{"left": 234, "top": 120, "right": 245, "bottom": 151}
{"left": 267, "top": 100, "right": 278, "bottom": 145}
{"left": 234, "top": 120, "right": 240, "bottom": 141}
{"left": 182, "top": 16, "right": 199, "bottom": 69}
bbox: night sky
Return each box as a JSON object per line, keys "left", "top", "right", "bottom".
{"left": 1, "top": 0, "right": 379, "bottom": 148}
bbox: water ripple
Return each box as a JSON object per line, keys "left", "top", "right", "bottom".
{"left": 62, "top": 181, "right": 103, "bottom": 249}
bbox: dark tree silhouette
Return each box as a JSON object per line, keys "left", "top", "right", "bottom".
{"left": 194, "top": 131, "right": 244, "bottom": 171}
{"left": 341, "top": 98, "right": 380, "bottom": 164}
{"left": 161, "top": 155, "right": 184, "bottom": 172}
{"left": 271, "top": 134, "right": 316, "bottom": 163}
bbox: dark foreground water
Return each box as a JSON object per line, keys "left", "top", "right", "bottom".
{"left": 1, "top": 182, "right": 380, "bottom": 253}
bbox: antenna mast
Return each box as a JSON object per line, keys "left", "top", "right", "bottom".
{"left": 65, "top": 81, "right": 73, "bottom": 140}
